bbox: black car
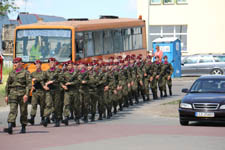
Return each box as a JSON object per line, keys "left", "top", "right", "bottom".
{"left": 179, "top": 75, "right": 225, "bottom": 125}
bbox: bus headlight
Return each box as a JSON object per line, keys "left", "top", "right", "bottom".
{"left": 180, "top": 103, "right": 192, "bottom": 109}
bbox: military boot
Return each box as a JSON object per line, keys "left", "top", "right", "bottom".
{"left": 164, "top": 90, "right": 168, "bottom": 97}
{"left": 135, "top": 95, "right": 139, "bottom": 104}
{"left": 75, "top": 118, "right": 80, "bottom": 124}
{"left": 42, "top": 117, "right": 49, "bottom": 127}
{"left": 146, "top": 95, "right": 150, "bottom": 101}
{"left": 62, "top": 117, "right": 69, "bottom": 126}
{"left": 54, "top": 119, "right": 60, "bottom": 127}
{"left": 40, "top": 117, "right": 44, "bottom": 125}
{"left": 28, "top": 115, "right": 35, "bottom": 125}
{"left": 83, "top": 116, "right": 88, "bottom": 123}
{"left": 98, "top": 113, "right": 103, "bottom": 120}
{"left": 69, "top": 113, "right": 74, "bottom": 120}
{"left": 160, "top": 90, "right": 163, "bottom": 98}
{"left": 91, "top": 114, "right": 95, "bottom": 122}
{"left": 169, "top": 88, "right": 172, "bottom": 96}
{"left": 12, "top": 122, "right": 16, "bottom": 127}
{"left": 20, "top": 124, "right": 26, "bottom": 134}
{"left": 107, "top": 109, "right": 111, "bottom": 119}
{"left": 142, "top": 94, "right": 146, "bottom": 102}
{"left": 119, "top": 104, "right": 123, "bottom": 111}
{"left": 3, "top": 123, "right": 13, "bottom": 134}
{"left": 113, "top": 107, "right": 117, "bottom": 114}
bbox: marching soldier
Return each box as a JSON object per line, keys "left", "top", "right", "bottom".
{"left": 4, "top": 57, "right": 31, "bottom": 134}
{"left": 28, "top": 60, "right": 45, "bottom": 125}
{"left": 61, "top": 60, "right": 80, "bottom": 125}
{"left": 163, "top": 55, "right": 174, "bottom": 96}
{"left": 42, "top": 58, "right": 63, "bottom": 127}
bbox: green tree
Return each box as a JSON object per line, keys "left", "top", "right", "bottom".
{"left": 0, "top": 0, "right": 18, "bottom": 15}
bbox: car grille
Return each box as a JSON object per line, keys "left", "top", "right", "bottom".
{"left": 193, "top": 103, "right": 219, "bottom": 110}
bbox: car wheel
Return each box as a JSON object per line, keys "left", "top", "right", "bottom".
{"left": 179, "top": 119, "right": 189, "bottom": 126}
{"left": 210, "top": 68, "right": 223, "bottom": 75}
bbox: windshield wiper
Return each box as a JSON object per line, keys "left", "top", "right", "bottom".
{"left": 190, "top": 91, "right": 201, "bottom": 93}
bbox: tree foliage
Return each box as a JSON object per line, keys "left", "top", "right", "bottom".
{"left": 0, "top": 0, "right": 18, "bottom": 15}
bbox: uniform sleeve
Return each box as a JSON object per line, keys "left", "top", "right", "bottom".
{"left": 25, "top": 71, "right": 32, "bottom": 96}
{"left": 169, "top": 64, "right": 174, "bottom": 76}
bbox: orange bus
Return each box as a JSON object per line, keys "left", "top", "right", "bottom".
{"left": 14, "top": 16, "right": 147, "bottom": 72}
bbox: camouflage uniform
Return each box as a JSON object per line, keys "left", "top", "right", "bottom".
{"left": 163, "top": 61, "right": 174, "bottom": 96}
{"left": 5, "top": 67, "right": 31, "bottom": 134}
{"left": 29, "top": 69, "right": 45, "bottom": 125}
{"left": 43, "top": 67, "right": 63, "bottom": 127}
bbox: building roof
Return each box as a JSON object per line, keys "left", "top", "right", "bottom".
{"left": 17, "top": 13, "right": 66, "bottom": 25}
{"left": 152, "top": 37, "right": 179, "bottom": 43}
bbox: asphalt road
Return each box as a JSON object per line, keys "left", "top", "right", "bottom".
{"left": 0, "top": 77, "right": 225, "bottom": 150}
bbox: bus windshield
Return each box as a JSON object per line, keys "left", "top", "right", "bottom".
{"left": 15, "top": 29, "right": 72, "bottom": 62}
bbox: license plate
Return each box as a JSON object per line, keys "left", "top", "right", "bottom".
{"left": 195, "top": 112, "right": 215, "bottom": 117}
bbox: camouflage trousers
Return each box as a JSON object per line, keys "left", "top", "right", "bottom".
{"left": 158, "top": 76, "right": 166, "bottom": 91}
{"left": 89, "top": 90, "right": 98, "bottom": 115}
{"left": 44, "top": 90, "right": 62, "bottom": 119}
{"left": 30, "top": 90, "right": 45, "bottom": 117}
{"left": 7, "top": 95, "right": 28, "bottom": 125}
{"left": 63, "top": 90, "right": 81, "bottom": 119}
{"left": 80, "top": 90, "right": 90, "bottom": 118}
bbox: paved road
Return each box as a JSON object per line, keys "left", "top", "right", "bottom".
{"left": 0, "top": 77, "right": 225, "bottom": 150}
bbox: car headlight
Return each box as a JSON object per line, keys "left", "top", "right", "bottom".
{"left": 180, "top": 103, "right": 192, "bottom": 109}
{"left": 220, "top": 105, "right": 225, "bottom": 109}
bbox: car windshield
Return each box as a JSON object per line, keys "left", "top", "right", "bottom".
{"left": 190, "top": 79, "right": 225, "bottom": 93}
{"left": 15, "top": 29, "right": 72, "bottom": 63}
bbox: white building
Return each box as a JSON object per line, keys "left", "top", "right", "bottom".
{"left": 137, "top": 0, "right": 225, "bottom": 55}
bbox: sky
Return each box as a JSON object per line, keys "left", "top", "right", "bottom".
{"left": 9, "top": 0, "right": 137, "bottom": 19}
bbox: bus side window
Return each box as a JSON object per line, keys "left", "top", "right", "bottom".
{"left": 103, "top": 30, "right": 113, "bottom": 54}
{"left": 84, "top": 32, "right": 94, "bottom": 57}
{"left": 75, "top": 32, "right": 84, "bottom": 60}
{"left": 123, "top": 28, "right": 132, "bottom": 51}
{"left": 132, "top": 27, "right": 143, "bottom": 50}
{"left": 93, "top": 31, "right": 104, "bottom": 56}
{"left": 113, "top": 29, "right": 123, "bottom": 53}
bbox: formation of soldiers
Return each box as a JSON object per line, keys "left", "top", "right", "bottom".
{"left": 3, "top": 54, "right": 173, "bottom": 134}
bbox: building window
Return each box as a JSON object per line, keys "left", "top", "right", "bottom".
{"left": 163, "top": 0, "right": 175, "bottom": 5}
{"left": 150, "top": 0, "right": 161, "bottom": 5}
{"left": 176, "top": 0, "right": 188, "bottom": 4}
{"left": 149, "top": 25, "right": 187, "bottom": 51}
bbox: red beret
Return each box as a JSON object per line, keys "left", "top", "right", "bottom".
{"left": 163, "top": 55, "right": 168, "bottom": 59}
{"left": 117, "top": 56, "right": 122, "bottom": 59}
{"left": 48, "top": 57, "right": 56, "bottom": 62}
{"left": 34, "top": 59, "right": 41, "bottom": 64}
{"left": 13, "top": 57, "right": 22, "bottom": 63}
{"left": 120, "top": 60, "right": 124, "bottom": 63}
{"left": 67, "top": 60, "right": 73, "bottom": 64}
{"left": 55, "top": 61, "right": 59, "bottom": 65}
{"left": 109, "top": 56, "right": 114, "bottom": 60}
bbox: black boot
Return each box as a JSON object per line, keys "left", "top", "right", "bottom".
{"left": 107, "top": 110, "right": 111, "bottom": 119}
{"left": 164, "top": 90, "right": 167, "bottom": 97}
{"left": 119, "top": 104, "right": 123, "bottom": 111}
{"left": 40, "top": 117, "right": 44, "bottom": 125}
{"left": 51, "top": 113, "right": 56, "bottom": 123}
{"left": 160, "top": 90, "right": 163, "bottom": 98}
{"left": 75, "top": 118, "right": 80, "bottom": 124}
{"left": 135, "top": 95, "right": 139, "bottom": 104}
{"left": 98, "top": 113, "right": 103, "bottom": 120}
{"left": 91, "top": 114, "right": 95, "bottom": 122}
{"left": 113, "top": 107, "right": 117, "bottom": 114}
{"left": 129, "top": 98, "right": 133, "bottom": 106}
{"left": 28, "top": 115, "right": 35, "bottom": 125}
{"left": 146, "top": 95, "right": 150, "bottom": 101}
{"left": 42, "top": 117, "right": 49, "bottom": 127}
{"left": 83, "top": 116, "right": 88, "bottom": 123}
{"left": 169, "top": 88, "right": 172, "bottom": 96}
{"left": 3, "top": 123, "right": 13, "bottom": 134}
{"left": 69, "top": 113, "right": 74, "bottom": 120}
{"left": 54, "top": 119, "right": 60, "bottom": 127}
{"left": 142, "top": 95, "right": 146, "bottom": 102}
{"left": 62, "top": 117, "right": 69, "bottom": 126}
{"left": 20, "top": 124, "right": 26, "bottom": 134}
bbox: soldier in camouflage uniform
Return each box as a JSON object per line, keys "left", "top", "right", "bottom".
{"left": 28, "top": 60, "right": 45, "bottom": 125}
{"left": 78, "top": 62, "right": 90, "bottom": 123}
{"left": 163, "top": 55, "right": 174, "bottom": 96}
{"left": 4, "top": 57, "right": 31, "bottom": 134}
{"left": 42, "top": 58, "right": 63, "bottom": 127}
{"left": 61, "top": 60, "right": 81, "bottom": 125}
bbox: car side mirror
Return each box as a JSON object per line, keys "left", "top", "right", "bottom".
{"left": 181, "top": 88, "right": 189, "bottom": 93}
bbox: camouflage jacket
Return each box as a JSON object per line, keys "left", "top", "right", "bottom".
{"left": 5, "top": 68, "right": 31, "bottom": 97}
